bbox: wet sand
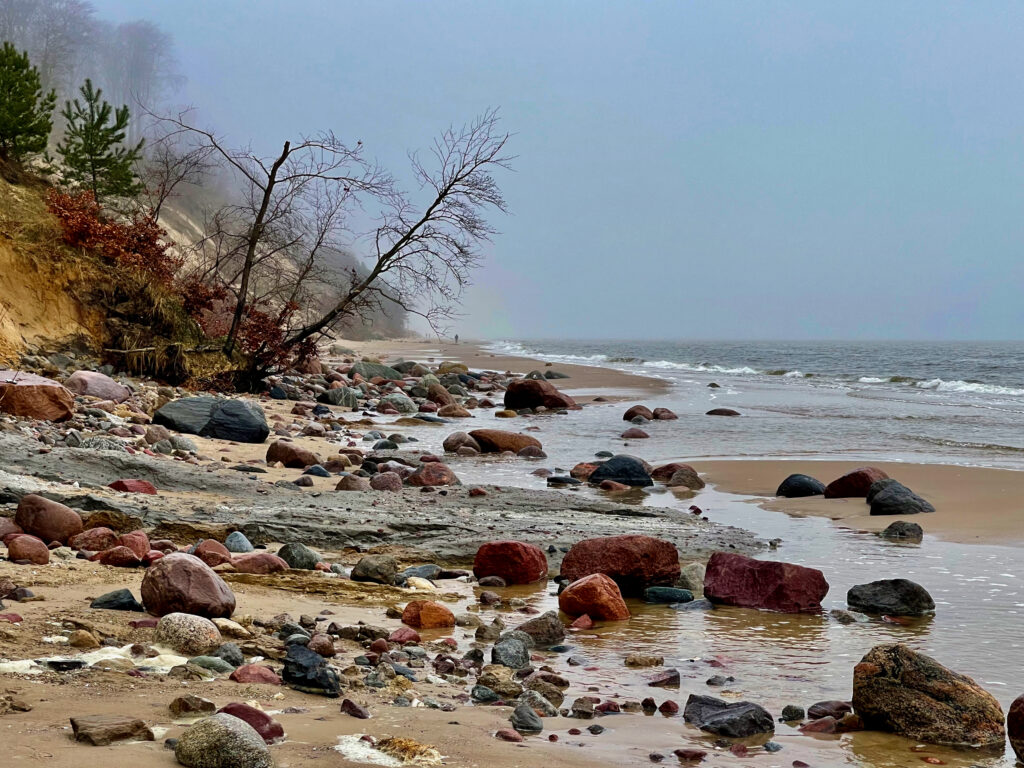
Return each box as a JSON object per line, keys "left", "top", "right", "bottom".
{"left": 700, "top": 459, "right": 1024, "bottom": 546}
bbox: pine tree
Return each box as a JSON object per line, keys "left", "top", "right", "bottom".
{"left": 0, "top": 42, "right": 56, "bottom": 164}
{"left": 56, "top": 79, "right": 145, "bottom": 202}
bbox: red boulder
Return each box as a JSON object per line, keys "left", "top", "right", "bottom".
{"left": 468, "top": 429, "right": 542, "bottom": 454}
{"left": 108, "top": 479, "right": 157, "bottom": 495}
{"left": 7, "top": 534, "right": 49, "bottom": 564}
{"left": 98, "top": 545, "right": 143, "bottom": 567}
{"left": 265, "top": 439, "right": 321, "bottom": 468}
{"left": 623, "top": 405, "right": 654, "bottom": 421}
{"left": 473, "top": 541, "right": 548, "bottom": 585}
{"left": 504, "top": 378, "right": 579, "bottom": 411}
{"left": 559, "top": 573, "right": 630, "bottom": 621}
{"left": 0, "top": 371, "right": 74, "bottom": 421}
{"left": 405, "top": 462, "right": 460, "bottom": 487}
{"left": 141, "top": 552, "right": 236, "bottom": 618}
{"left": 70, "top": 527, "right": 118, "bottom": 552}
{"left": 0, "top": 518, "right": 23, "bottom": 539}
{"left": 230, "top": 664, "right": 282, "bottom": 685}
{"left": 704, "top": 551, "right": 829, "bottom": 613}
{"left": 402, "top": 600, "right": 455, "bottom": 629}
{"left": 232, "top": 553, "right": 289, "bottom": 574}
{"left": 15, "top": 494, "right": 83, "bottom": 544}
{"left": 194, "top": 539, "right": 233, "bottom": 568}
{"left": 218, "top": 702, "right": 284, "bottom": 743}
{"left": 824, "top": 467, "right": 890, "bottom": 498}
{"left": 117, "top": 530, "right": 150, "bottom": 559}
{"left": 560, "top": 535, "right": 680, "bottom": 596}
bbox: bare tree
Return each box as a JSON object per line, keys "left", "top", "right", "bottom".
{"left": 136, "top": 115, "right": 217, "bottom": 218}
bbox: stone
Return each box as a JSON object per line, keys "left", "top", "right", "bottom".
{"left": 194, "top": 539, "right": 233, "bottom": 568}
{"left": 468, "top": 429, "right": 542, "bottom": 454}
{"left": 336, "top": 474, "right": 372, "bottom": 491}
{"left": 495, "top": 728, "right": 523, "bottom": 742}
{"left": 266, "top": 439, "right": 320, "bottom": 468}
{"left": 70, "top": 526, "right": 119, "bottom": 551}
{"left": 558, "top": 573, "right": 630, "bottom": 621}
{"left": 190, "top": 655, "right": 235, "bottom": 674}
{"left": 705, "top": 408, "right": 740, "bottom": 416}
{"left": 666, "top": 467, "right": 705, "bottom": 490}
{"left": 510, "top": 701, "right": 544, "bottom": 734}
{"left": 341, "top": 698, "right": 370, "bottom": 718}
{"left": 156, "top": 612, "right": 222, "bottom": 655}
{"left": 277, "top": 542, "right": 321, "bottom": 570}
{"left": 587, "top": 455, "right": 653, "bottom": 487}
{"left": 402, "top": 600, "right": 455, "bottom": 629}
{"left": 625, "top": 654, "right": 663, "bottom": 667}
{"left": 405, "top": 462, "right": 460, "bottom": 486}
{"left": 847, "top": 579, "right": 935, "bottom": 616}
{"left": 64, "top": 370, "right": 131, "bottom": 402}
{"left": 437, "top": 403, "right": 470, "bottom": 417}
{"left": 775, "top": 474, "right": 826, "bottom": 497}
{"left": 780, "top": 704, "right": 805, "bottom": 721}
{"left": 504, "top": 378, "right": 577, "bottom": 411}
{"left": 623, "top": 405, "right": 654, "bottom": 421}
{"left": 7, "top": 535, "right": 49, "bottom": 564}
{"left": 644, "top": 586, "right": 693, "bottom": 604}
{"left": 351, "top": 554, "right": 398, "bottom": 585}
{"left": 351, "top": 361, "right": 403, "bottom": 380}
{"left": 230, "top": 665, "right": 281, "bottom": 685}
{"left": 389, "top": 627, "right": 421, "bottom": 644}
{"left": 621, "top": 427, "right": 649, "bottom": 439}
{"left": 704, "top": 551, "right": 828, "bottom": 613}
{"left": 15, "top": 494, "right": 83, "bottom": 544}
{"left": 174, "top": 713, "right": 274, "bottom": 768}
{"left": 647, "top": 669, "right": 681, "bottom": 688}
{"left": 683, "top": 695, "right": 775, "bottom": 738}
{"left": 90, "top": 588, "right": 145, "bottom": 612}
{"left": 870, "top": 482, "right": 935, "bottom": 516}
{"left": 282, "top": 643, "right": 341, "bottom": 697}
{"left": 232, "top": 553, "right": 289, "bottom": 574}
{"left": 807, "top": 700, "right": 852, "bottom": 720}
{"left": 1008, "top": 694, "right": 1024, "bottom": 761}
{"left": 212, "top": 642, "right": 245, "bottom": 667}
{"left": 170, "top": 695, "right": 217, "bottom": 717}
{"left": 442, "top": 431, "right": 481, "bottom": 453}
{"left": 141, "top": 552, "right": 236, "bottom": 618}
{"left": 68, "top": 629, "right": 100, "bottom": 648}
{"left": 70, "top": 714, "right": 154, "bottom": 746}
{"left": 0, "top": 517, "right": 23, "bottom": 539}
{"left": 653, "top": 407, "right": 677, "bottom": 420}
{"left": 217, "top": 702, "right": 284, "bottom": 743}
{"left": 677, "top": 562, "right": 706, "bottom": 594}
{"left": 823, "top": 466, "right": 889, "bottom": 498}
{"left": 852, "top": 643, "right": 1004, "bottom": 748}
{"left": 370, "top": 472, "right": 403, "bottom": 491}
{"left": 879, "top": 520, "right": 924, "bottom": 542}
{"left": 224, "top": 531, "right": 254, "bottom": 553}
{"left": 154, "top": 397, "right": 269, "bottom": 444}
{"left": 0, "top": 370, "right": 74, "bottom": 421}
{"left": 492, "top": 637, "right": 531, "bottom": 669}
{"left": 560, "top": 534, "right": 679, "bottom": 595}
{"left": 516, "top": 611, "right": 566, "bottom": 646}
{"left": 473, "top": 540, "right": 548, "bottom": 585}
{"left": 108, "top": 479, "right": 157, "bottom": 495}
{"left": 98, "top": 545, "right": 142, "bottom": 567}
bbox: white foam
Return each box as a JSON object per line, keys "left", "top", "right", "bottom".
{"left": 334, "top": 735, "right": 403, "bottom": 766}
{"left": 914, "top": 378, "right": 1024, "bottom": 396}
{"left": 858, "top": 376, "right": 886, "bottom": 383}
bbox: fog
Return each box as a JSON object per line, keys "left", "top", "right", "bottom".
{"left": 89, "top": 0, "right": 1024, "bottom": 341}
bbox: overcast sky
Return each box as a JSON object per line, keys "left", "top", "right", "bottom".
{"left": 94, "top": 1, "right": 1024, "bottom": 341}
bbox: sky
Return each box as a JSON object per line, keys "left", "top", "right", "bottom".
{"left": 93, "top": 1, "right": 1024, "bottom": 341}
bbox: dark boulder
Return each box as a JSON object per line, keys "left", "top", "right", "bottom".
{"left": 704, "top": 551, "right": 828, "bottom": 613}
{"left": 870, "top": 482, "right": 935, "bottom": 516}
{"left": 282, "top": 644, "right": 341, "bottom": 697}
{"left": 587, "top": 455, "right": 653, "bottom": 488}
{"left": 879, "top": 520, "right": 923, "bottom": 542}
{"left": 504, "top": 379, "right": 577, "bottom": 411}
{"left": 154, "top": 397, "right": 269, "bottom": 443}
{"left": 847, "top": 579, "right": 935, "bottom": 616}
{"left": 775, "top": 474, "right": 826, "bottom": 498}
{"left": 683, "top": 694, "right": 774, "bottom": 737}
{"left": 866, "top": 477, "right": 901, "bottom": 503}
{"left": 705, "top": 408, "right": 740, "bottom": 416}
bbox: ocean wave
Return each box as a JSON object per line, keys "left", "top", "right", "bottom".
{"left": 641, "top": 360, "right": 762, "bottom": 374}
{"left": 858, "top": 376, "right": 887, "bottom": 384}
{"left": 913, "top": 378, "right": 1024, "bottom": 396}
{"left": 912, "top": 436, "right": 1024, "bottom": 453}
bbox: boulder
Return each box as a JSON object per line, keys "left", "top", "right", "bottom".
{"left": 704, "top": 551, "right": 828, "bottom": 613}
{"left": 651, "top": 462, "right": 697, "bottom": 482}
{"left": 558, "top": 573, "right": 630, "bottom": 621}
{"left": 852, "top": 643, "right": 1004, "bottom": 748}
{"left": 823, "top": 466, "right": 889, "bottom": 498}
{"left": 8, "top": 534, "right": 49, "bottom": 564}
{"left": 442, "top": 431, "right": 481, "bottom": 453}
{"left": 64, "top": 370, "right": 130, "bottom": 403}
{"left": 117, "top": 530, "right": 150, "bottom": 559}
{"left": 473, "top": 541, "right": 548, "bottom": 585}
{"left": 683, "top": 695, "right": 775, "bottom": 737}
{"left": 155, "top": 612, "right": 222, "bottom": 655}
{"left": 282, "top": 644, "right": 341, "bottom": 697}
{"left": 194, "top": 539, "right": 233, "bottom": 568}
{"left": 468, "top": 429, "right": 542, "bottom": 454}
{"left": 437, "top": 404, "right": 471, "bottom": 418}
{"left": 0, "top": 518, "right": 22, "bottom": 539}
{"left": 775, "top": 474, "right": 826, "bottom": 497}
{"left": 350, "top": 361, "right": 402, "bottom": 381}
{"left": 405, "top": 462, "right": 460, "bottom": 486}
{"left": 666, "top": 467, "right": 705, "bottom": 490}
{"left": 869, "top": 482, "right": 935, "bottom": 516}
{"left": 847, "top": 579, "right": 935, "bottom": 616}
{"left": 70, "top": 714, "right": 154, "bottom": 746}
{"left": 402, "top": 600, "right": 456, "bottom": 629}
{"left": 1008, "top": 694, "right": 1024, "bottom": 762}
{"left": 0, "top": 370, "right": 74, "bottom": 421}
{"left": 560, "top": 535, "right": 679, "bottom": 595}
{"left": 224, "top": 531, "right": 254, "bottom": 553}
{"left": 174, "top": 713, "right": 274, "bottom": 768}
{"left": 232, "top": 553, "right": 289, "bottom": 574}
{"left": 153, "top": 397, "right": 269, "bottom": 443}
{"left": 504, "top": 378, "right": 578, "bottom": 411}
{"left": 380, "top": 392, "right": 417, "bottom": 413}
{"left": 623, "top": 405, "right": 654, "bottom": 421}
{"left": 369, "top": 471, "right": 402, "bottom": 491}
{"left": 15, "top": 494, "right": 83, "bottom": 544}
{"left": 97, "top": 545, "right": 142, "bottom": 567}
{"left": 705, "top": 408, "right": 740, "bottom": 416}
{"left": 90, "top": 588, "right": 145, "bottom": 611}
{"left": 217, "top": 702, "right": 284, "bottom": 744}
{"left": 266, "top": 440, "right": 320, "bottom": 468}
{"left": 586, "top": 455, "right": 653, "bottom": 487}
{"left": 516, "top": 611, "right": 566, "bottom": 646}
{"left": 621, "top": 427, "right": 649, "bottom": 439}
{"left": 230, "top": 664, "right": 281, "bottom": 685}
{"left": 335, "top": 475, "right": 372, "bottom": 491}
{"left": 653, "top": 407, "right": 677, "bottom": 420}
{"left": 108, "top": 479, "right": 157, "bottom": 495}
{"left": 351, "top": 555, "right": 398, "bottom": 585}
{"left": 879, "top": 520, "right": 923, "bottom": 542}
{"left": 277, "top": 542, "right": 321, "bottom": 570}
{"left": 492, "top": 637, "right": 530, "bottom": 669}
{"left": 141, "top": 552, "right": 236, "bottom": 618}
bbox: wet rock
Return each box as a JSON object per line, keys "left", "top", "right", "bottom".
{"left": 277, "top": 542, "right": 321, "bottom": 570}
{"left": 869, "top": 482, "right": 935, "bottom": 516}
{"left": 775, "top": 474, "right": 826, "bottom": 497}
{"left": 282, "top": 643, "right": 341, "bottom": 697}
{"left": 473, "top": 540, "right": 548, "bottom": 585}
{"left": 190, "top": 655, "right": 235, "bottom": 674}
{"left": 351, "top": 555, "right": 398, "bottom": 585}
{"left": 807, "top": 700, "right": 852, "bottom": 720}
{"left": 621, "top": 427, "right": 649, "bottom": 439}
{"left": 15, "top": 494, "right": 83, "bottom": 544}
{"left": 625, "top": 654, "right": 663, "bottom": 667}
{"left": 504, "top": 378, "right": 577, "bottom": 411}
{"left": 154, "top": 397, "right": 269, "bottom": 444}
{"left": 492, "top": 637, "right": 530, "bottom": 669}
{"left": 468, "top": 429, "right": 542, "bottom": 454}
{"left": 878, "top": 520, "right": 923, "bottom": 542}
{"left": 174, "top": 713, "right": 273, "bottom": 768}
{"left": 623, "top": 405, "right": 654, "bottom": 421}
{"left": 852, "top": 643, "right": 1004, "bottom": 747}
{"left": 170, "top": 695, "right": 217, "bottom": 717}
{"left": 232, "top": 553, "right": 289, "bottom": 574}
{"left": 64, "top": 370, "right": 131, "bottom": 402}
{"left": 704, "top": 551, "right": 828, "bottom": 613}
{"left": 229, "top": 665, "right": 281, "bottom": 685}
{"left": 847, "top": 579, "right": 935, "bottom": 616}
{"left": 7, "top": 535, "right": 49, "bottom": 564}
{"left": 648, "top": 669, "right": 681, "bottom": 688}
{"left": 674, "top": 748, "right": 707, "bottom": 762}
{"left": 823, "top": 466, "right": 889, "bottom": 498}
{"left": 1008, "top": 694, "right": 1024, "bottom": 761}
{"left": 644, "top": 587, "right": 693, "bottom": 604}
{"left": 516, "top": 611, "right": 565, "bottom": 646}
{"left": 402, "top": 600, "right": 455, "bottom": 629}
{"left": 70, "top": 714, "right": 154, "bottom": 746}
{"left": 666, "top": 467, "right": 706, "bottom": 490}
{"left": 587, "top": 455, "right": 653, "bottom": 488}
{"left": 141, "top": 552, "right": 236, "bottom": 618}
{"left": 559, "top": 573, "right": 630, "bottom": 621}
{"left": 780, "top": 704, "right": 805, "bottom": 721}
{"left": 683, "top": 694, "right": 775, "bottom": 737}
{"left": 156, "top": 613, "right": 223, "bottom": 655}
{"left": 705, "top": 408, "right": 740, "bottom": 416}
{"left": 405, "top": 462, "right": 460, "bottom": 486}
{"left": 519, "top": 689, "right": 559, "bottom": 717}
{"left": 266, "top": 439, "right": 320, "bottom": 468}
{"left": 217, "top": 702, "right": 284, "bottom": 743}
{"left": 442, "top": 431, "right": 481, "bottom": 453}
{"left": 560, "top": 534, "right": 679, "bottom": 595}
{"left": 510, "top": 701, "right": 544, "bottom": 734}
{"left": 676, "top": 562, "right": 706, "bottom": 594}
{"left": 0, "top": 370, "right": 74, "bottom": 421}
{"left": 212, "top": 642, "right": 245, "bottom": 667}
{"left": 90, "top": 588, "right": 145, "bottom": 612}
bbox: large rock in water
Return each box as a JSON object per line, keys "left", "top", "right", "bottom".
{"left": 515, "top": 611, "right": 566, "bottom": 646}
{"left": 852, "top": 643, "right": 1004, "bottom": 748}
{"left": 473, "top": 541, "right": 548, "bottom": 585}
{"left": 560, "top": 534, "right": 679, "bottom": 595}
{"left": 587, "top": 455, "right": 653, "bottom": 488}
{"left": 869, "top": 482, "right": 935, "bottom": 516}
{"left": 704, "top": 552, "right": 828, "bottom": 613}
{"left": 154, "top": 397, "right": 269, "bottom": 443}
{"left": 1007, "top": 695, "right": 1024, "bottom": 761}
{"left": 468, "top": 429, "right": 542, "bottom": 454}
{"left": 823, "top": 466, "right": 889, "bottom": 498}
{"left": 847, "top": 579, "right": 935, "bottom": 616}
{"left": 15, "top": 494, "right": 83, "bottom": 544}
{"left": 141, "top": 552, "right": 236, "bottom": 618}
{"left": 503, "top": 378, "right": 578, "bottom": 410}
{"left": 558, "top": 573, "right": 630, "bottom": 621}
{"left": 776, "top": 474, "right": 826, "bottom": 497}
{"left": 684, "top": 694, "right": 775, "bottom": 737}
{"left": 0, "top": 370, "right": 74, "bottom": 421}
{"left": 175, "top": 713, "right": 274, "bottom": 768}
{"left": 63, "top": 370, "right": 130, "bottom": 403}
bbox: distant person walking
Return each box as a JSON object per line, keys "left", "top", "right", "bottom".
{"left": 454, "top": 334, "right": 459, "bottom": 344}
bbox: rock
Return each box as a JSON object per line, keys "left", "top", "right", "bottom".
{"left": 823, "top": 466, "right": 889, "bottom": 498}
{"left": 625, "top": 654, "right": 663, "bottom": 667}
{"left": 781, "top": 704, "right": 805, "bottom": 721}
{"left": 156, "top": 612, "right": 222, "bottom": 655}
{"left": 510, "top": 701, "right": 544, "bottom": 734}
{"left": 282, "top": 643, "right": 341, "bottom": 697}
{"left": 351, "top": 555, "right": 398, "bottom": 585}
{"left": 866, "top": 477, "right": 901, "bottom": 502}
{"left": 621, "top": 427, "right": 649, "bottom": 439}
{"left": 495, "top": 728, "right": 523, "bottom": 742}
{"left": 405, "top": 462, "right": 460, "bottom": 486}
{"left": 683, "top": 695, "right": 775, "bottom": 737}
{"left": 504, "top": 378, "right": 577, "bottom": 411}
{"left": 191, "top": 655, "right": 235, "bottom": 674}
{"left": 0, "top": 370, "right": 74, "bottom": 421}
{"left": 852, "top": 643, "right": 1004, "bottom": 748}
{"left": 644, "top": 587, "right": 693, "bottom": 604}
{"left": 437, "top": 404, "right": 470, "bottom": 417}
{"left": 232, "top": 553, "right": 289, "bottom": 574}
{"left": 70, "top": 526, "right": 118, "bottom": 551}
{"left": 212, "top": 642, "right": 245, "bottom": 667}
{"left": 558, "top": 573, "right": 630, "bottom": 621}
{"left": 775, "top": 474, "right": 826, "bottom": 497}
{"left": 879, "top": 520, "right": 924, "bottom": 542}
{"left": 68, "top": 628, "right": 100, "bottom": 648}
{"left": 705, "top": 408, "right": 740, "bottom": 416}
{"left": 224, "top": 532, "right": 254, "bottom": 553}
{"left": 317, "top": 387, "right": 359, "bottom": 408}
{"left": 194, "top": 539, "right": 233, "bottom": 568}
{"left": 98, "top": 545, "right": 143, "bottom": 567}
{"left": 560, "top": 534, "right": 679, "bottom": 595}
{"left": 492, "top": 637, "right": 530, "bottom": 669}
{"left": 170, "top": 695, "right": 217, "bottom": 717}
{"left": 389, "top": 627, "right": 420, "bottom": 644}
{"left": 666, "top": 467, "right": 705, "bottom": 490}
{"left": 230, "top": 665, "right": 281, "bottom": 685}
{"left": 64, "top": 370, "right": 131, "bottom": 403}
{"left": 90, "top": 588, "right": 145, "bottom": 611}
{"left": 402, "top": 600, "right": 455, "bottom": 629}
{"left": 807, "top": 700, "right": 852, "bottom": 720}
{"left": 153, "top": 397, "right": 269, "bottom": 444}
{"left": 870, "top": 482, "right": 935, "bottom": 515}
{"left": 704, "top": 551, "right": 828, "bottom": 613}
{"left": 442, "top": 431, "right": 481, "bottom": 453}
{"left": 381, "top": 392, "right": 417, "bottom": 413}
{"left": 677, "top": 562, "right": 706, "bottom": 594}
{"left": 1008, "top": 695, "right": 1024, "bottom": 761}
{"left": 0, "top": 518, "right": 23, "bottom": 539}
{"left": 141, "top": 552, "right": 236, "bottom": 618}
{"left": 587, "top": 455, "right": 653, "bottom": 488}
{"left": 516, "top": 611, "right": 566, "bottom": 646}
{"left": 336, "top": 474, "right": 372, "bottom": 491}
{"left": 266, "top": 439, "right": 320, "bottom": 468}
{"left": 623, "top": 405, "right": 654, "bottom": 421}
{"left": 653, "top": 407, "right": 677, "bottom": 420}
{"left": 468, "top": 429, "right": 542, "bottom": 454}
{"left": 174, "top": 713, "right": 274, "bottom": 768}
{"left": 108, "top": 479, "right": 158, "bottom": 495}
{"left": 70, "top": 714, "right": 154, "bottom": 746}
{"left": 370, "top": 472, "right": 403, "bottom": 491}
{"left": 570, "top": 462, "right": 599, "bottom": 481}
{"left": 598, "top": 479, "right": 631, "bottom": 491}
{"left": 277, "top": 542, "right": 321, "bottom": 570}
{"left": 351, "top": 361, "right": 403, "bottom": 381}
{"left": 473, "top": 541, "right": 548, "bottom": 585}
{"left": 15, "top": 494, "right": 83, "bottom": 544}
{"left": 7, "top": 535, "right": 49, "bottom": 564}
{"left": 846, "top": 579, "right": 935, "bottom": 616}
{"left": 217, "top": 702, "right": 284, "bottom": 744}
